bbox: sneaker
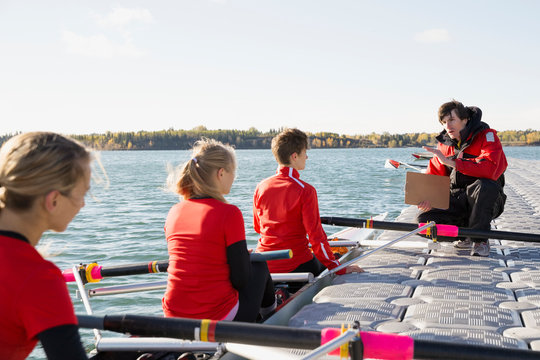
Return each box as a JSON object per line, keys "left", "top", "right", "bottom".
{"left": 275, "top": 287, "right": 290, "bottom": 306}
{"left": 471, "top": 241, "right": 490, "bottom": 257}
{"left": 454, "top": 238, "right": 473, "bottom": 249}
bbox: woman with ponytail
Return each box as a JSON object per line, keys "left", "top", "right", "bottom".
{"left": 162, "top": 138, "right": 276, "bottom": 322}
{"left": 0, "top": 132, "right": 90, "bottom": 359}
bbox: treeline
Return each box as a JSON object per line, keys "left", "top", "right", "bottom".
{"left": 1, "top": 127, "right": 539, "bottom": 150}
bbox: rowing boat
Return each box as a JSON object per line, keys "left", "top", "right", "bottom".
{"left": 73, "top": 214, "right": 387, "bottom": 359}
{"left": 74, "top": 157, "right": 540, "bottom": 360}
{"left": 76, "top": 208, "right": 540, "bottom": 360}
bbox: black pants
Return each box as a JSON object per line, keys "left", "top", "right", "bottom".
{"left": 292, "top": 256, "right": 326, "bottom": 276}
{"left": 416, "top": 178, "right": 506, "bottom": 243}
{"left": 284, "top": 257, "right": 326, "bottom": 293}
{"left": 233, "top": 261, "right": 275, "bottom": 322}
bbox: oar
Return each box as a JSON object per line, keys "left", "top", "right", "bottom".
{"left": 412, "top": 152, "right": 433, "bottom": 160}
{"left": 63, "top": 249, "right": 292, "bottom": 283}
{"left": 77, "top": 314, "right": 540, "bottom": 360}
{"left": 85, "top": 273, "right": 314, "bottom": 298}
{"left": 384, "top": 159, "right": 426, "bottom": 172}
{"left": 321, "top": 222, "right": 434, "bottom": 278}
{"left": 321, "top": 216, "right": 540, "bottom": 243}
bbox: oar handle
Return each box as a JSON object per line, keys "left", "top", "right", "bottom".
{"left": 250, "top": 249, "right": 292, "bottom": 261}
{"left": 63, "top": 250, "right": 292, "bottom": 283}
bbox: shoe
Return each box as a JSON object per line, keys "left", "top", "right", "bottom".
{"left": 275, "top": 287, "right": 290, "bottom": 306}
{"left": 454, "top": 238, "right": 473, "bottom": 249}
{"left": 470, "top": 241, "right": 490, "bottom": 257}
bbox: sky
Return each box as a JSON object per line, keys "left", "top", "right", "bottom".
{"left": 1, "top": 0, "right": 539, "bottom": 136}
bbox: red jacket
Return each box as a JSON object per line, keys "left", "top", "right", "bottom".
{"left": 0, "top": 233, "right": 78, "bottom": 360}
{"left": 427, "top": 108, "right": 507, "bottom": 189}
{"left": 253, "top": 167, "right": 341, "bottom": 273}
{"left": 163, "top": 199, "right": 243, "bottom": 320}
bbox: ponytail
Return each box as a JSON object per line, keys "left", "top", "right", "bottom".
{"left": 169, "top": 138, "right": 236, "bottom": 203}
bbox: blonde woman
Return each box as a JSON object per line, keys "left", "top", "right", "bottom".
{"left": 163, "top": 138, "right": 276, "bottom": 322}
{"left": 0, "top": 132, "right": 90, "bottom": 359}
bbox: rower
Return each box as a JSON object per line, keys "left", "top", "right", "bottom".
{"left": 0, "top": 132, "right": 91, "bottom": 359}
{"left": 252, "top": 128, "right": 363, "bottom": 282}
{"left": 162, "top": 138, "right": 276, "bottom": 323}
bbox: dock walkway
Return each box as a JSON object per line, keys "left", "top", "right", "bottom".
{"left": 289, "top": 157, "right": 540, "bottom": 355}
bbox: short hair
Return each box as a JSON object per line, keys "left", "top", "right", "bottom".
{"left": 170, "top": 138, "right": 236, "bottom": 203}
{"left": 271, "top": 128, "right": 309, "bottom": 165}
{"left": 438, "top": 100, "right": 470, "bottom": 124}
{"left": 0, "top": 132, "right": 91, "bottom": 213}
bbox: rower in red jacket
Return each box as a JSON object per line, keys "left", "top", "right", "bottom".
{"left": 163, "top": 138, "right": 276, "bottom": 322}
{"left": 253, "top": 128, "right": 363, "bottom": 276}
{"left": 417, "top": 100, "right": 507, "bottom": 257}
{"left": 0, "top": 132, "right": 90, "bottom": 360}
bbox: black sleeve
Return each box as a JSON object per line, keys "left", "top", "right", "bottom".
{"left": 38, "top": 324, "right": 88, "bottom": 359}
{"left": 227, "top": 240, "right": 251, "bottom": 291}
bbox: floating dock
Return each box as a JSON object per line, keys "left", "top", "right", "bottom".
{"left": 287, "top": 157, "right": 540, "bottom": 356}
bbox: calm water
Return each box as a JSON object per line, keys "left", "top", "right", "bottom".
{"left": 30, "top": 146, "right": 539, "bottom": 357}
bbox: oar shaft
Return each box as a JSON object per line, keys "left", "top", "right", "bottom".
{"left": 79, "top": 314, "right": 321, "bottom": 349}
{"left": 399, "top": 161, "right": 425, "bottom": 171}
{"left": 77, "top": 315, "right": 540, "bottom": 359}
{"left": 456, "top": 228, "right": 540, "bottom": 242}
{"left": 385, "top": 159, "right": 426, "bottom": 171}
{"left": 413, "top": 339, "right": 540, "bottom": 360}
{"left": 64, "top": 250, "right": 292, "bottom": 283}
{"left": 104, "top": 249, "right": 293, "bottom": 277}
{"left": 321, "top": 217, "right": 417, "bottom": 232}
{"left": 322, "top": 222, "right": 434, "bottom": 277}
{"left": 102, "top": 260, "right": 169, "bottom": 277}
{"left": 321, "top": 216, "right": 540, "bottom": 243}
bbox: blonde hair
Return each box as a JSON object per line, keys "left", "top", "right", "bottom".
{"left": 169, "top": 138, "right": 236, "bottom": 203}
{"left": 0, "top": 132, "right": 91, "bottom": 213}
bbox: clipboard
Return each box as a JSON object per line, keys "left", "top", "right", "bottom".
{"left": 404, "top": 172, "right": 450, "bottom": 210}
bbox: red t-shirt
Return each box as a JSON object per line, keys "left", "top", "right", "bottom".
{"left": 253, "top": 167, "right": 340, "bottom": 273}
{"left": 0, "top": 233, "right": 78, "bottom": 360}
{"left": 162, "top": 198, "right": 245, "bottom": 320}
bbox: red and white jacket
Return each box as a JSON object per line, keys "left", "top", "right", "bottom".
{"left": 427, "top": 107, "right": 507, "bottom": 190}
{"left": 253, "top": 166, "right": 341, "bottom": 273}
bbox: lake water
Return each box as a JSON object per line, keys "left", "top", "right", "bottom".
{"left": 30, "top": 146, "right": 539, "bottom": 357}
